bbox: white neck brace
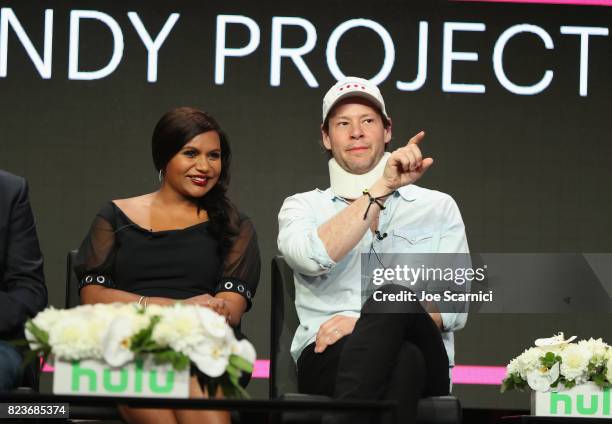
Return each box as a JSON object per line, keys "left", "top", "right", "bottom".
{"left": 329, "top": 152, "right": 390, "bottom": 199}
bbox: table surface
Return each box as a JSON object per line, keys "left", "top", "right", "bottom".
{"left": 502, "top": 415, "right": 612, "bottom": 423}
{"left": 0, "top": 391, "right": 396, "bottom": 413}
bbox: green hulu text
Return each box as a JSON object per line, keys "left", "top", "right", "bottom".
{"left": 70, "top": 360, "right": 175, "bottom": 393}
{"left": 550, "top": 388, "right": 611, "bottom": 416}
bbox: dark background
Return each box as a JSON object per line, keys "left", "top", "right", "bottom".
{"left": 1, "top": 0, "right": 611, "bottom": 409}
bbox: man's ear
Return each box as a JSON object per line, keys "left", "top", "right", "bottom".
{"left": 383, "top": 117, "right": 393, "bottom": 145}
{"left": 321, "top": 124, "right": 332, "bottom": 150}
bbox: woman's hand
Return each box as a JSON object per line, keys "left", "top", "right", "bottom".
{"left": 183, "top": 294, "right": 232, "bottom": 322}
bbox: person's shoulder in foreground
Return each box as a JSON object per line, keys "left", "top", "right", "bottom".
{"left": 0, "top": 168, "right": 47, "bottom": 328}
{"left": 0, "top": 168, "right": 47, "bottom": 391}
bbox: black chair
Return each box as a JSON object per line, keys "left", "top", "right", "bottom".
{"left": 65, "top": 250, "right": 80, "bottom": 308}
{"left": 270, "top": 256, "right": 462, "bottom": 424}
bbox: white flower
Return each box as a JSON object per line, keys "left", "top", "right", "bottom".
{"left": 506, "top": 358, "right": 520, "bottom": 377}
{"left": 189, "top": 339, "right": 231, "bottom": 378}
{"left": 143, "top": 303, "right": 165, "bottom": 318}
{"left": 152, "top": 304, "right": 203, "bottom": 352}
{"left": 526, "top": 362, "right": 560, "bottom": 392}
{"left": 231, "top": 339, "right": 256, "bottom": 365}
{"left": 517, "top": 347, "right": 545, "bottom": 379}
{"left": 560, "top": 343, "right": 591, "bottom": 383}
{"left": 101, "top": 315, "right": 135, "bottom": 367}
{"left": 48, "top": 316, "right": 100, "bottom": 360}
{"left": 31, "top": 307, "right": 64, "bottom": 334}
{"left": 578, "top": 338, "right": 609, "bottom": 366}
{"left": 197, "top": 307, "right": 231, "bottom": 339}
{"left": 26, "top": 302, "right": 258, "bottom": 381}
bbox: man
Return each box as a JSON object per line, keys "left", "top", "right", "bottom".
{"left": 278, "top": 77, "right": 469, "bottom": 422}
{"left": 0, "top": 169, "right": 47, "bottom": 391}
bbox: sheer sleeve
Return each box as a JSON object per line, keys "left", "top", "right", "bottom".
{"left": 214, "top": 216, "right": 261, "bottom": 311}
{"left": 73, "top": 202, "right": 117, "bottom": 291}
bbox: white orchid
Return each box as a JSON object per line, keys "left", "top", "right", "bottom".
{"left": 231, "top": 339, "right": 257, "bottom": 366}
{"left": 197, "top": 307, "right": 231, "bottom": 339}
{"left": 535, "top": 332, "right": 576, "bottom": 348}
{"left": 101, "top": 315, "right": 136, "bottom": 367}
{"left": 526, "top": 362, "right": 560, "bottom": 392}
{"left": 189, "top": 338, "right": 232, "bottom": 378}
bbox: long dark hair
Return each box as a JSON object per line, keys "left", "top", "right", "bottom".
{"left": 151, "top": 107, "right": 240, "bottom": 258}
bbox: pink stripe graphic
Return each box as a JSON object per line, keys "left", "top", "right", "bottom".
{"left": 453, "top": 0, "right": 612, "bottom": 5}
{"left": 451, "top": 365, "right": 507, "bottom": 385}
{"left": 252, "top": 359, "right": 270, "bottom": 379}
{"left": 42, "top": 359, "right": 506, "bottom": 385}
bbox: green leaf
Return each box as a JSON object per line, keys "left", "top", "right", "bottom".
{"left": 226, "top": 364, "right": 241, "bottom": 379}
{"left": 153, "top": 350, "right": 175, "bottom": 364}
{"left": 26, "top": 321, "right": 49, "bottom": 346}
{"left": 229, "top": 355, "right": 253, "bottom": 373}
{"left": 592, "top": 374, "right": 606, "bottom": 388}
{"left": 500, "top": 379, "right": 511, "bottom": 393}
{"left": 172, "top": 354, "right": 189, "bottom": 371}
{"left": 501, "top": 373, "right": 528, "bottom": 393}
{"left": 130, "top": 315, "right": 161, "bottom": 353}
{"left": 151, "top": 349, "right": 189, "bottom": 370}
{"left": 540, "top": 352, "right": 561, "bottom": 369}
{"left": 564, "top": 379, "right": 576, "bottom": 389}
{"left": 232, "top": 383, "right": 250, "bottom": 399}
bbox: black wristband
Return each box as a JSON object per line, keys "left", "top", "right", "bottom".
{"left": 78, "top": 274, "right": 114, "bottom": 291}
{"left": 362, "top": 189, "right": 393, "bottom": 220}
{"left": 215, "top": 277, "right": 254, "bottom": 310}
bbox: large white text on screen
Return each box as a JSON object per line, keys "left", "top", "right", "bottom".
{"left": 0, "top": 9, "right": 609, "bottom": 97}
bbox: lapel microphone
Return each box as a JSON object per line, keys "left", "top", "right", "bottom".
{"left": 375, "top": 230, "right": 388, "bottom": 241}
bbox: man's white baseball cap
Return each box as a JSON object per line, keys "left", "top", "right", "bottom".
{"left": 322, "top": 76, "right": 389, "bottom": 122}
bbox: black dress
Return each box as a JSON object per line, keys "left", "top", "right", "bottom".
{"left": 74, "top": 201, "right": 260, "bottom": 312}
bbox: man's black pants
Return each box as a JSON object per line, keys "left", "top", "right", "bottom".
{"left": 297, "top": 285, "right": 450, "bottom": 423}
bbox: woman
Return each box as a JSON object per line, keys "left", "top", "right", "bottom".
{"left": 75, "top": 107, "right": 260, "bottom": 424}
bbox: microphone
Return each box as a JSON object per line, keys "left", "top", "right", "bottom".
{"left": 375, "top": 230, "right": 388, "bottom": 241}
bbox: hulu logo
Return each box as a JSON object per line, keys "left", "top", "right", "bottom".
{"left": 70, "top": 359, "right": 175, "bottom": 394}
{"left": 550, "top": 388, "right": 611, "bottom": 416}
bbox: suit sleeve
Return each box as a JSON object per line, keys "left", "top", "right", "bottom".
{"left": 0, "top": 179, "right": 47, "bottom": 335}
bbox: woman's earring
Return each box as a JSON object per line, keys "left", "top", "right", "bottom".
{"left": 158, "top": 169, "right": 164, "bottom": 182}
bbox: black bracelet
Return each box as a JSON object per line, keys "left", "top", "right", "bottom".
{"left": 362, "top": 189, "right": 393, "bottom": 220}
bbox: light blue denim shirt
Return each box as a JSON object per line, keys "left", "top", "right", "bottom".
{"left": 278, "top": 184, "right": 469, "bottom": 366}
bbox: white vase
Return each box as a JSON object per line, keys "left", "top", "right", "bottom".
{"left": 531, "top": 381, "right": 611, "bottom": 418}
{"left": 52, "top": 356, "right": 190, "bottom": 398}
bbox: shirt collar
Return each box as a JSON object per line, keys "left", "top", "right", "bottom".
{"left": 317, "top": 185, "right": 417, "bottom": 203}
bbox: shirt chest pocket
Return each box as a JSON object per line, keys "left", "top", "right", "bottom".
{"left": 390, "top": 227, "right": 439, "bottom": 253}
